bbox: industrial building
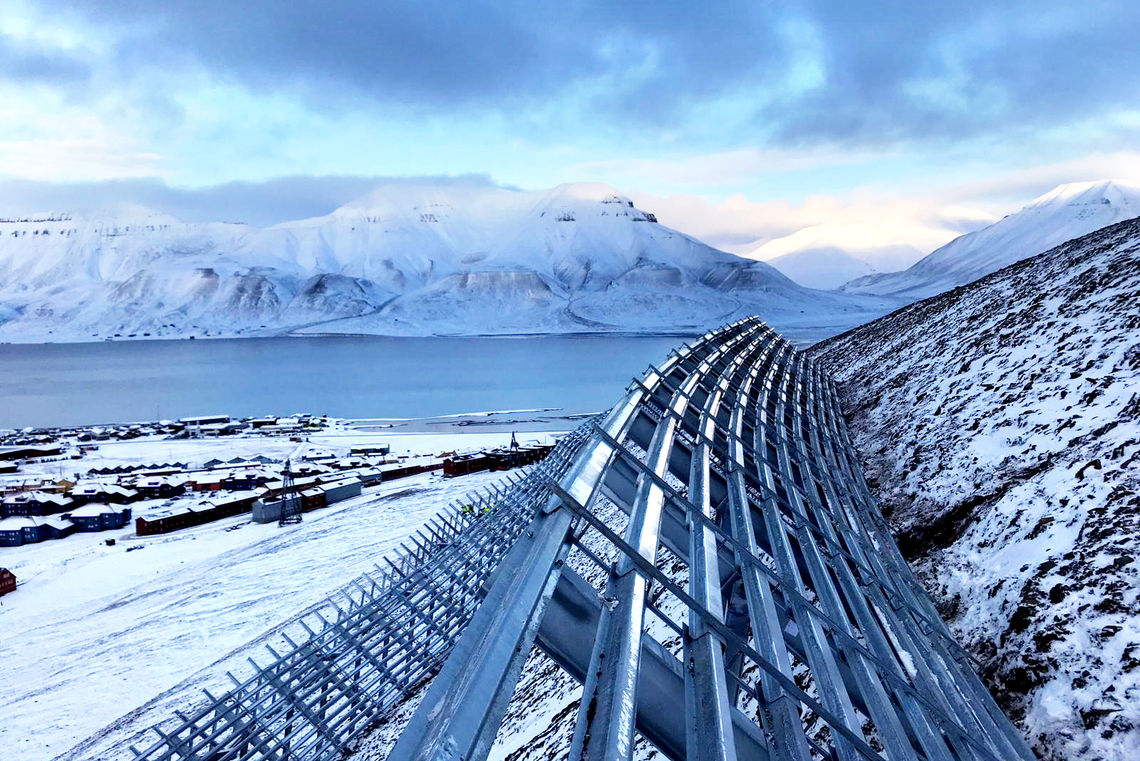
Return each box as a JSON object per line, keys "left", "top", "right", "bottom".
{"left": 252, "top": 477, "right": 362, "bottom": 524}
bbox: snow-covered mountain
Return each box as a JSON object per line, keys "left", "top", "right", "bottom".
{"left": 813, "top": 218, "right": 1140, "bottom": 760}
{"left": 0, "top": 183, "right": 897, "bottom": 343}
{"left": 841, "top": 180, "right": 1140, "bottom": 300}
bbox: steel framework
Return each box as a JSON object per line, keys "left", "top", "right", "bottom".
{"left": 390, "top": 317, "right": 1033, "bottom": 761}
{"left": 121, "top": 317, "right": 1032, "bottom": 761}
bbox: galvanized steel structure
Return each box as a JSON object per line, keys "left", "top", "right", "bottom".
{"left": 124, "top": 317, "right": 1032, "bottom": 761}
{"left": 390, "top": 317, "right": 1032, "bottom": 761}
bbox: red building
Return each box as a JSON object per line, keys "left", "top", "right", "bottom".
{"left": 0, "top": 568, "right": 16, "bottom": 596}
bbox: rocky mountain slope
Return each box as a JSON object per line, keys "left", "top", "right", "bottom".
{"left": 841, "top": 180, "right": 1140, "bottom": 301}
{"left": 0, "top": 183, "right": 896, "bottom": 344}
{"left": 813, "top": 218, "right": 1140, "bottom": 760}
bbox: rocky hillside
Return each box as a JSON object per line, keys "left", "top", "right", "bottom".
{"left": 813, "top": 218, "right": 1140, "bottom": 760}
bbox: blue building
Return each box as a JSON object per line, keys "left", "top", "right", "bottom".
{"left": 66, "top": 504, "right": 132, "bottom": 532}
{"left": 0, "top": 517, "right": 46, "bottom": 546}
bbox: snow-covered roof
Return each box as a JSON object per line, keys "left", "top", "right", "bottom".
{"left": 0, "top": 516, "right": 41, "bottom": 530}
{"left": 322, "top": 477, "right": 363, "bottom": 490}
{"left": 68, "top": 504, "right": 125, "bottom": 518}
{"left": 71, "top": 482, "right": 135, "bottom": 496}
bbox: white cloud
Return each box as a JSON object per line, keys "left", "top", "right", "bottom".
{"left": 572, "top": 146, "right": 887, "bottom": 188}
{"left": 0, "top": 137, "right": 163, "bottom": 181}
{"left": 630, "top": 187, "right": 995, "bottom": 262}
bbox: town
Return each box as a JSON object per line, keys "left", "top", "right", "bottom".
{"left": 0, "top": 412, "right": 555, "bottom": 594}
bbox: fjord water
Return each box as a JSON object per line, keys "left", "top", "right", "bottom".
{"left": 0, "top": 334, "right": 686, "bottom": 429}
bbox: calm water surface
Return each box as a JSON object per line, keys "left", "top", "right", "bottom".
{"left": 0, "top": 335, "right": 687, "bottom": 428}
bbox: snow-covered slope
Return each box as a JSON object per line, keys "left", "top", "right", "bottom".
{"left": 813, "top": 218, "right": 1140, "bottom": 760}
{"left": 0, "top": 183, "right": 898, "bottom": 343}
{"left": 841, "top": 180, "right": 1140, "bottom": 300}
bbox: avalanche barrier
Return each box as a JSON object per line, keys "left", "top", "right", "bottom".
{"left": 125, "top": 317, "right": 1033, "bottom": 761}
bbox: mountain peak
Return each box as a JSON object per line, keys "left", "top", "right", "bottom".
{"left": 542, "top": 182, "right": 628, "bottom": 204}
{"left": 1026, "top": 179, "right": 1140, "bottom": 209}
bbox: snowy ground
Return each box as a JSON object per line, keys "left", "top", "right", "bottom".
{"left": 0, "top": 426, "right": 564, "bottom": 761}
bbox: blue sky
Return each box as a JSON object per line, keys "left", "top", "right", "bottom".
{"left": 1, "top": 0, "right": 1138, "bottom": 251}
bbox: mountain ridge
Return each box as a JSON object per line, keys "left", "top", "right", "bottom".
{"left": 0, "top": 181, "right": 898, "bottom": 344}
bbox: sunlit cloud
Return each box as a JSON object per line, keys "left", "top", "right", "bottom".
{"left": 630, "top": 188, "right": 995, "bottom": 262}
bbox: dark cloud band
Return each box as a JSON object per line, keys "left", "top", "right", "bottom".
{"left": 10, "top": 0, "right": 1140, "bottom": 147}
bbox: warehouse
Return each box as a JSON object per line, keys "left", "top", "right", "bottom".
{"left": 321, "top": 477, "right": 362, "bottom": 504}
{"left": 251, "top": 494, "right": 303, "bottom": 524}
{"left": 178, "top": 414, "right": 230, "bottom": 426}
{"left": 350, "top": 444, "right": 390, "bottom": 456}
{"left": 193, "top": 422, "right": 244, "bottom": 437}
{"left": 0, "top": 444, "right": 63, "bottom": 461}
{"left": 251, "top": 476, "right": 362, "bottom": 524}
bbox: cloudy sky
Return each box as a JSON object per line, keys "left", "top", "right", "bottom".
{"left": 2, "top": 0, "right": 1139, "bottom": 255}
